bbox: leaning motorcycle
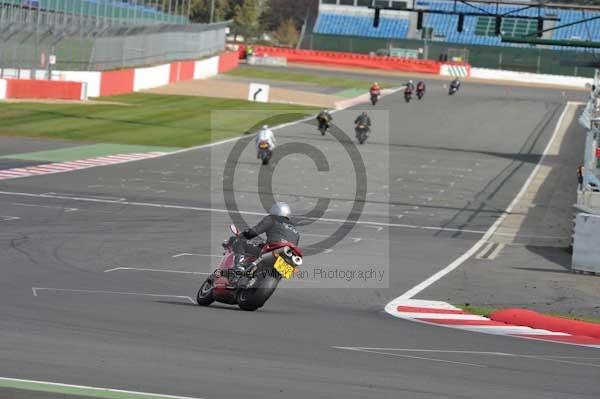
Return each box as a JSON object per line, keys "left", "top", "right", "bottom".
{"left": 355, "top": 124, "right": 370, "bottom": 145}
{"left": 449, "top": 85, "right": 459, "bottom": 95}
{"left": 257, "top": 140, "right": 272, "bottom": 165}
{"left": 196, "top": 224, "right": 304, "bottom": 311}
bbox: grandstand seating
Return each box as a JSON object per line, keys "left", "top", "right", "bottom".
{"left": 314, "top": 13, "right": 409, "bottom": 39}
{"left": 0, "top": 0, "right": 186, "bottom": 24}
{"left": 314, "top": 0, "right": 600, "bottom": 51}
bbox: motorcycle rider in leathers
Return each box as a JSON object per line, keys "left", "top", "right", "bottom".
{"left": 227, "top": 202, "right": 300, "bottom": 286}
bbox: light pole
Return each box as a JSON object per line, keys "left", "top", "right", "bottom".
{"left": 210, "top": 0, "right": 215, "bottom": 23}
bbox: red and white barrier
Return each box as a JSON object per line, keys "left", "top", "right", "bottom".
{"left": 99, "top": 69, "right": 135, "bottom": 97}
{"left": 0, "top": 51, "right": 239, "bottom": 101}
{"left": 243, "top": 45, "right": 444, "bottom": 75}
{"left": 193, "top": 56, "right": 220, "bottom": 79}
{"left": 133, "top": 63, "right": 171, "bottom": 91}
{"left": 0, "top": 78, "right": 85, "bottom": 100}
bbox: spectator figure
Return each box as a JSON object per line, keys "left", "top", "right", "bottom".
{"left": 246, "top": 46, "right": 254, "bottom": 59}
{"left": 577, "top": 163, "right": 584, "bottom": 190}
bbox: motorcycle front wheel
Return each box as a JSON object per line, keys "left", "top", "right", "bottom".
{"left": 196, "top": 279, "right": 214, "bottom": 306}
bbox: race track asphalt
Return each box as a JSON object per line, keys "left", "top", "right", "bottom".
{"left": 1, "top": 80, "right": 598, "bottom": 399}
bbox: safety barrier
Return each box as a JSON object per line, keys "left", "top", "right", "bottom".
{"left": 170, "top": 61, "right": 196, "bottom": 84}
{"left": 244, "top": 46, "right": 443, "bottom": 75}
{"left": 440, "top": 64, "right": 471, "bottom": 78}
{"left": 0, "top": 51, "right": 240, "bottom": 100}
{"left": 1, "top": 79, "right": 84, "bottom": 100}
{"left": 99, "top": 69, "right": 135, "bottom": 97}
{"left": 218, "top": 51, "right": 240, "bottom": 74}
{"left": 471, "top": 67, "right": 593, "bottom": 88}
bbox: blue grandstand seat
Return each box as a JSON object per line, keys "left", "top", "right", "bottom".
{"left": 317, "top": 0, "right": 600, "bottom": 52}
{"left": 314, "top": 13, "right": 409, "bottom": 39}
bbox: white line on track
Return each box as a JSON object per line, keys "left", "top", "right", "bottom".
{"left": 391, "top": 101, "right": 572, "bottom": 301}
{"left": 104, "top": 267, "right": 210, "bottom": 275}
{"left": 333, "top": 347, "right": 600, "bottom": 368}
{"left": 1, "top": 215, "right": 20, "bottom": 221}
{"left": 475, "top": 242, "right": 494, "bottom": 259}
{"left": 0, "top": 377, "right": 206, "bottom": 399}
{"left": 0, "top": 189, "right": 530, "bottom": 236}
{"left": 31, "top": 287, "right": 195, "bottom": 303}
{"left": 172, "top": 253, "right": 221, "bottom": 258}
{"left": 487, "top": 243, "right": 505, "bottom": 260}
{"left": 11, "top": 202, "right": 78, "bottom": 212}
{"left": 332, "top": 347, "right": 486, "bottom": 367}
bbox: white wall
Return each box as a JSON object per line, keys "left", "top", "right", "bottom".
{"left": 55, "top": 71, "right": 101, "bottom": 98}
{"left": 471, "top": 67, "right": 593, "bottom": 89}
{"left": 133, "top": 63, "right": 171, "bottom": 91}
{"left": 193, "top": 56, "right": 219, "bottom": 80}
{"left": 0, "top": 79, "right": 6, "bottom": 99}
{"left": 572, "top": 213, "right": 600, "bottom": 273}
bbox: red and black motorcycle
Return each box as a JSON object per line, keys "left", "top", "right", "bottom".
{"left": 196, "top": 224, "right": 303, "bottom": 311}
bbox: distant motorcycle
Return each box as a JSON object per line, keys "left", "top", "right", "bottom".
{"left": 404, "top": 89, "right": 412, "bottom": 103}
{"left": 355, "top": 123, "right": 370, "bottom": 145}
{"left": 370, "top": 90, "right": 380, "bottom": 106}
{"left": 257, "top": 140, "right": 272, "bottom": 165}
{"left": 196, "top": 224, "right": 304, "bottom": 311}
{"left": 416, "top": 87, "right": 425, "bottom": 100}
{"left": 317, "top": 118, "right": 330, "bottom": 136}
{"left": 449, "top": 80, "right": 460, "bottom": 95}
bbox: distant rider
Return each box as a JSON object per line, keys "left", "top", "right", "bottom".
{"left": 370, "top": 82, "right": 381, "bottom": 96}
{"left": 228, "top": 202, "right": 300, "bottom": 286}
{"left": 354, "top": 111, "right": 372, "bottom": 128}
{"left": 255, "top": 125, "right": 275, "bottom": 156}
{"left": 405, "top": 80, "right": 415, "bottom": 93}
{"left": 450, "top": 78, "right": 461, "bottom": 90}
{"left": 316, "top": 109, "right": 333, "bottom": 130}
{"left": 416, "top": 80, "right": 426, "bottom": 93}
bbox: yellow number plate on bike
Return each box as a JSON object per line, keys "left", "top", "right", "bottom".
{"left": 274, "top": 257, "right": 295, "bottom": 279}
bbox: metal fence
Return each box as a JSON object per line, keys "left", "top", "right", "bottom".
{"left": 0, "top": 1, "right": 227, "bottom": 73}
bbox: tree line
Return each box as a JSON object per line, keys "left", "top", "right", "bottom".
{"left": 190, "top": 0, "right": 318, "bottom": 46}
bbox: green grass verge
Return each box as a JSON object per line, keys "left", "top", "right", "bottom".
{"left": 0, "top": 93, "right": 319, "bottom": 148}
{"left": 458, "top": 304, "right": 600, "bottom": 324}
{"left": 227, "top": 67, "right": 393, "bottom": 91}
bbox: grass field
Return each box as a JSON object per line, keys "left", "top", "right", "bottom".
{"left": 0, "top": 94, "right": 319, "bottom": 148}
{"left": 227, "top": 67, "right": 392, "bottom": 91}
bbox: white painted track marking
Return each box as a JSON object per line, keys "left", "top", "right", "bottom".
{"left": 332, "top": 347, "right": 486, "bottom": 367}
{"left": 31, "top": 287, "right": 195, "bottom": 303}
{"left": 332, "top": 347, "right": 600, "bottom": 368}
{"left": 475, "top": 242, "right": 494, "bottom": 259}
{"left": 0, "top": 377, "right": 207, "bottom": 399}
{"left": 172, "top": 253, "right": 221, "bottom": 258}
{"left": 391, "top": 102, "right": 571, "bottom": 301}
{"left": 0, "top": 190, "right": 544, "bottom": 237}
{"left": 487, "top": 243, "right": 505, "bottom": 260}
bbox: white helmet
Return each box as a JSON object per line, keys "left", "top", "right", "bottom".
{"left": 269, "top": 202, "right": 291, "bottom": 218}
{"left": 409, "top": 80, "right": 413, "bottom": 84}
{"left": 262, "top": 125, "right": 269, "bottom": 130}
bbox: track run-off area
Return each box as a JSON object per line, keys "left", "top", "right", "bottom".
{"left": 1, "top": 80, "right": 599, "bottom": 399}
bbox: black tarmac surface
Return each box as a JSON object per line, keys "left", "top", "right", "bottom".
{"left": 1, "top": 80, "right": 598, "bottom": 399}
